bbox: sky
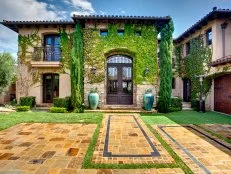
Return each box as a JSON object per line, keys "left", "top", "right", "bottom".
{"left": 0, "top": 0, "right": 231, "bottom": 59}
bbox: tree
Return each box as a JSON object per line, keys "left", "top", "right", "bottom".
{"left": 0, "top": 52, "right": 15, "bottom": 94}
{"left": 157, "top": 20, "right": 174, "bottom": 113}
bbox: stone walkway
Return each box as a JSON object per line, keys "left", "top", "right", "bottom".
{"left": 200, "top": 124, "right": 231, "bottom": 140}
{"left": 154, "top": 125, "right": 231, "bottom": 174}
{"left": 93, "top": 114, "right": 174, "bottom": 164}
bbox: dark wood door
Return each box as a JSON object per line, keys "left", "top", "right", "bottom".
{"left": 214, "top": 74, "right": 231, "bottom": 114}
{"left": 107, "top": 55, "right": 133, "bottom": 105}
{"left": 43, "top": 74, "right": 59, "bottom": 103}
{"left": 183, "top": 79, "right": 191, "bottom": 102}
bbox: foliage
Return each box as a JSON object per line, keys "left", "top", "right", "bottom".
{"left": 83, "top": 23, "right": 158, "bottom": 84}
{"left": 50, "top": 107, "right": 67, "bottom": 113}
{"left": 53, "top": 97, "right": 72, "bottom": 111}
{"left": 0, "top": 52, "right": 15, "bottom": 94}
{"left": 59, "top": 27, "right": 73, "bottom": 70}
{"left": 16, "top": 106, "right": 30, "bottom": 112}
{"left": 191, "top": 99, "right": 199, "bottom": 111}
{"left": 71, "top": 23, "right": 84, "bottom": 113}
{"left": 174, "top": 45, "right": 184, "bottom": 76}
{"left": 184, "top": 36, "right": 212, "bottom": 99}
{"left": 18, "top": 29, "right": 40, "bottom": 63}
{"left": 170, "top": 97, "right": 182, "bottom": 110}
{"left": 168, "top": 107, "right": 182, "bottom": 112}
{"left": 19, "top": 96, "right": 36, "bottom": 108}
{"left": 89, "top": 87, "right": 98, "bottom": 93}
{"left": 157, "top": 20, "right": 174, "bottom": 113}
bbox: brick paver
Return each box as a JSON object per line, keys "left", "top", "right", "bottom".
{"left": 154, "top": 125, "right": 231, "bottom": 174}
{"left": 200, "top": 124, "right": 231, "bottom": 139}
{"left": 0, "top": 123, "right": 97, "bottom": 173}
{"left": 93, "top": 114, "right": 174, "bottom": 164}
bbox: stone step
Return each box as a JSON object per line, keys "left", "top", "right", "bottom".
{"left": 85, "top": 109, "right": 157, "bottom": 113}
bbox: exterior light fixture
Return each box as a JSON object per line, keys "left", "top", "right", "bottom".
{"left": 90, "top": 67, "right": 96, "bottom": 74}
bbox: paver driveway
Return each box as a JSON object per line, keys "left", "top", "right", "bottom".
{"left": 0, "top": 123, "right": 97, "bottom": 173}
{"left": 154, "top": 125, "right": 231, "bottom": 174}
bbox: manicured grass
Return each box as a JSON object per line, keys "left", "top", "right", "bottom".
{"left": 0, "top": 111, "right": 103, "bottom": 130}
{"left": 141, "top": 111, "right": 231, "bottom": 125}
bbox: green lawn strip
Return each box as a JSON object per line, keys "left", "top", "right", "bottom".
{"left": 0, "top": 112, "right": 103, "bottom": 130}
{"left": 196, "top": 124, "right": 231, "bottom": 144}
{"left": 145, "top": 124, "right": 193, "bottom": 174}
{"left": 141, "top": 111, "right": 231, "bottom": 125}
{"left": 82, "top": 116, "right": 179, "bottom": 169}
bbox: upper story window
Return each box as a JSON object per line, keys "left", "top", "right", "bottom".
{"left": 117, "top": 30, "right": 124, "bottom": 36}
{"left": 186, "top": 42, "right": 190, "bottom": 55}
{"left": 206, "top": 28, "right": 212, "bottom": 45}
{"left": 135, "top": 31, "right": 141, "bottom": 36}
{"left": 100, "top": 30, "right": 108, "bottom": 36}
{"left": 44, "top": 34, "right": 60, "bottom": 61}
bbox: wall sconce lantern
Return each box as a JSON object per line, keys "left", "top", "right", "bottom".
{"left": 90, "top": 67, "right": 97, "bottom": 74}
{"left": 144, "top": 68, "right": 149, "bottom": 76}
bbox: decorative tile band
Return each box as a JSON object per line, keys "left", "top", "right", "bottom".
{"left": 103, "top": 115, "right": 160, "bottom": 157}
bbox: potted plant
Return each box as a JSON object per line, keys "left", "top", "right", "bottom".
{"left": 88, "top": 87, "right": 99, "bottom": 110}
{"left": 143, "top": 89, "right": 154, "bottom": 111}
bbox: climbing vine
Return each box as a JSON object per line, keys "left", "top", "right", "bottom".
{"left": 157, "top": 20, "right": 174, "bottom": 113}
{"left": 83, "top": 23, "right": 158, "bottom": 84}
{"left": 184, "top": 36, "right": 212, "bottom": 99}
{"left": 174, "top": 45, "right": 184, "bottom": 76}
{"left": 70, "top": 23, "right": 84, "bottom": 113}
{"left": 18, "top": 29, "right": 40, "bottom": 64}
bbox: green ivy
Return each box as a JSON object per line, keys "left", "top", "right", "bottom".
{"left": 71, "top": 23, "right": 84, "bottom": 113}
{"left": 174, "top": 45, "right": 184, "bottom": 76}
{"left": 83, "top": 23, "right": 158, "bottom": 84}
{"left": 184, "top": 36, "right": 212, "bottom": 99}
{"left": 157, "top": 20, "right": 174, "bottom": 113}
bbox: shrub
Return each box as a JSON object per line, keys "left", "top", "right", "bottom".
{"left": 19, "top": 96, "right": 36, "bottom": 108}
{"left": 170, "top": 97, "right": 183, "bottom": 109}
{"left": 191, "top": 99, "right": 199, "bottom": 111}
{"left": 169, "top": 107, "right": 181, "bottom": 112}
{"left": 16, "top": 106, "right": 30, "bottom": 112}
{"left": 53, "top": 97, "right": 71, "bottom": 111}
{"left": 50, "top": 107, "right": 67, "bottom": 113}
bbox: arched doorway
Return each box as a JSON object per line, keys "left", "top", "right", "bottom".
{"left": 107, "top": 55, "right": 133, "bottom": 105}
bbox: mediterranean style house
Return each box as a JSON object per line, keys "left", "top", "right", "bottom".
{"left": 1, "top": 7, "right": 231, "bottom": 114}
{"left": 172, "top": 7, "right": 231, "bottom": 114}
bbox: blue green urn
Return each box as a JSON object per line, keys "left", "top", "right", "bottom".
{"left": 88, "top": 93, "right": 99, "bottom": 110}
{"left": 143, "top": 93, "right": 154, "bottom": 111}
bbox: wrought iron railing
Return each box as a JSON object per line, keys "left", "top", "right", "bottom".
{"left": 32, "top": 46, "right": 61, "bottom": 61}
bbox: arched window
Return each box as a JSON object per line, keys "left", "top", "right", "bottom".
{"left": 107, "top": 55, "right": 132, "bottom": 64}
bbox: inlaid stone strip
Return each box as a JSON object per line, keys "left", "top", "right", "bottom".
{"left": 156, "top": 125, "right": 231, "bottom": 174}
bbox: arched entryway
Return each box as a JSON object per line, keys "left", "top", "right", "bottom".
{"left": 106, "top": 55, "right": 133, "bottom": 105}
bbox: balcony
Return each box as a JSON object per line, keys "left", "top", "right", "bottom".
{"left": 31, "top": 46, "right": 62, "bottom": 68}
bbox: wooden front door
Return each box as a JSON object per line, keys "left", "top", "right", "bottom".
{"left": 214, "top": 74, "right": 231, "bottom": 115}
{"left": 43, "top": 74, "right": 59, "bottom": 103}
{"left": 183, "top": 78, "right": 191, "bottom": 102}
{"left": 107, "top": 55, "right": 133, "bottom": 105}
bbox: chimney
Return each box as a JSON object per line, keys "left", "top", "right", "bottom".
{"left": 213, "top": 7, "right": 217, "bottom": 11}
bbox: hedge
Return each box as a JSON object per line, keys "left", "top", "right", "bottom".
{"left": 19, "top": 96, "right": 36, "bottom": 108}
{"left": 169, "top": 97, "right": 183, "bottom": 112}
{"left": 50, "top": 107, "right": 67, "bottom": 113}
{"left": 16, "top": 106, "right": 30, "bottom": 112}
{"left": 191, "top": 99, "right": 199, "bottom": 111}
{"left": 53, "top": 97, "right": 71, "bottom": 111}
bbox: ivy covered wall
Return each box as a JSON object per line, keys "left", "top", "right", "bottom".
{"left": 83, "top": 23, "right": 158, "bottom": 84}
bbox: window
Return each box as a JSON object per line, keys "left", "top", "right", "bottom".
{"left": 186, "top": 42, "right": 190, "bottom": 55}
{"left": 206, "top": 28, "right": 212, "bottom": 45}
{"left": 135, "top": 31, "right": 141, "bottom": 36}
{"left": 100, "top": 30, "right": 108, "bottom": 36}
{"left": 117, "top": 30, "right": 124, "bottom": 36}
{"left": 172, "top": 78, "right": 176, "bottom": 89}
{"left": 44, "top": 34, "right": 60, "bottom": 61}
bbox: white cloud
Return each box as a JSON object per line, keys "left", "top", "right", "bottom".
{"left": 67, "top": 0, "right": 95, "bottom": 16}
